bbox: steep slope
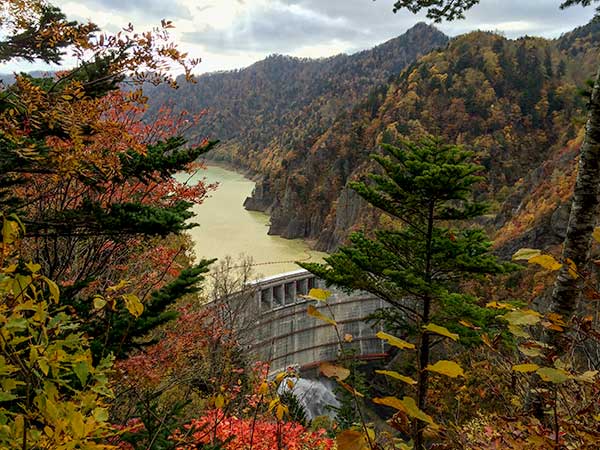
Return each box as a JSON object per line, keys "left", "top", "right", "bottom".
{"left": 245, "top": 23, "right": 599, "bottom": 253}
{"left": 145, "top": 22, "right": 449, "bottom": 170}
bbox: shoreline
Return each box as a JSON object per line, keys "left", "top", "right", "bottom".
{"left": 195, "top": 160, "right": 325, "bottom": 255}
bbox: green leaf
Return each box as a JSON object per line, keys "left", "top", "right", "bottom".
{"left": 503, "top": 310, "right": 541, "bottom": 326}
{"left": 93, "top": 296, "right": 107, "bottom": 310}
{"left": 518, "top": 345, "right": 543, "bottom": 358}
{"left": 0, "top": 392, "right": 18, "bottom": 402}
{"left": 423, "top": 323, "right": 459, "bottom": 341}
{"left": 536, "top": 367, "right": 570, "bottom": 384}
{"left": 73, "top": 360, "right": 89, "bottom": 386}
{"left": 425, "top": 360, "right": 464, "bottom": 378}
{"left": 399, "top": 396, "right": 436, "bottom": 425}
{"left": 375, "top": 370, "right": 417, "bottom": 385}
{"left": 93, "top": 407, "right": 109, "bottom": 422}
{"left": 42, "top": 276, "right": 60, "bottom": 303}
{"left": 507, "top": 325, "right": 530, "bottom": 338}
{"left": 376, "top": 331, "right": 415, "bottom": 350}
{"left": 38, "top": 358, "right": 49, "bottom": 376}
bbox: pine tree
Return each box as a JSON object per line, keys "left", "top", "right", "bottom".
{"left": 301, "top": 136, "right": 513, "bottom": 448}
{"left": 0, "top": 1, "right": 214, "bottom": 363}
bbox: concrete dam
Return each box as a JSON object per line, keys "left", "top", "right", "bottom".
{"left": 231, "top": 270, "right": 391, "bottom": 374}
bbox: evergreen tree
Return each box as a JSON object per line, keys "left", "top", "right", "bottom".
{"left": 301, "top": 137, "right": 513, "bottom": 448}
{"left": 0, "top": 1, "right": 214, "bottom": 362}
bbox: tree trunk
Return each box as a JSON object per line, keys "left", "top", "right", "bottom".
{"left": 414, "top": 303, "right": 431, "bottom": 450}
{"left": 414, "top": 203, "right": 435, "bottom": 450}
{"left": 549, "top": 66, "right": 600, "bottom": 322}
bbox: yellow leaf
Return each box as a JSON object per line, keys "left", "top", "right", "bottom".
{"left": 276, "top": 404, "right": 287, "bottom": 420}
{"left": 374, "top": 396, "right": 436, "bottom": 426}
{"left": 38, "top": 358, "right": 49, "bottom": 376}
{"left": 107, "top": 279, "right": 129, "bottom": 292}
{"left": 375, "top": 370, "right": 417, "bottom": 385}
{"left": 575, "top": 370, "right": 598, "bottom": 383}
{"left": 42, "top": 277, "right": 60, "bottom": 303}
{"left": 373, "top": 396, "right": 407, "bottom": 411}
{"left": 320, "top": 362, "right": 350, "bottom": 381}
{"left": 399, "top": 396, "right": 436, "bottom": 426}
{"left": 93, "top": 296, "right": 106, "bottom": 310}
{"left": 122, "top": 293, "right": 144, "bottom": 318}
{"left": 426, "top": 360, "right": 464, "bottom": 378}
{"left": 70, "top": 411, "right": 85, "bottom": 438}
{"left": 2, "top": 218, "right": 19, "bottom": 244}
{"left": 485, "top": 301, "right": 514, "bottom": 310}
{"left": 25, "top": 262, "right": 41, "bottom": 273}
{"left": 307, "top": 305, "right": 336, "bottom": 326}
{"left": 423, "top": 323, "right": 459, "bottom": 341}
{"left": 344, "top": 333, "right": 353, "bottom": 342}
{"left": 512, "top": 248, "right": 542, "bottom": 261}
{"left": 258, "top": 382, "right": 269, "bottom": 395}
{"left": 593, "top": 227, "right": 600, "bottom": 243}
{"left": 565, "top": 258, "right": 578, "bottom": 279}
{"left": 336, "top": 429, "right": 370, "bottom": 450}
{"left": 503, "top": 310, "right": 541, "bottom": 326}
{"left": 376, "top": 331, "right": 415, "bottom": 350}
{"left": 458, "top": 320, "right": 480, "bottom": 330}
{"left": 268, "top": 398, "right": 279, "bottom": 412}
{"left": 512, "top": 363, "right": 540, "bottom": 373}
{"left": 215, "top": 394, "right": 225, "bottom": 409}
{"left": 338, "top": 380, "right": 364, "bottom": 397}
{"left": 275, "top": 372, "right": 286, "bottom": 383}
{"left": 528, "top": 254, "right": 562, "bottom": 271}
{"left": 301, "top": 288, "right": 331, "bottom": 302}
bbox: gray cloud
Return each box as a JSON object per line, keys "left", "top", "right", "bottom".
{"left": 181, "top": 0, "right": 595, "bottom": 57}
{"left": 182, "top": 2, "right": 372, "bottom": 54}
{"left": 75, "top": 0, "right": 191, "bottom": 19}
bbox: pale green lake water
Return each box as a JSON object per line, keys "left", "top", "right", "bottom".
{"left": 184, "top": 165, "right": 327, "bottom": 279}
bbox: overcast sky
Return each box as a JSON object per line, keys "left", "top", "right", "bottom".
{"left": 1, "top": 0, "right": 596, "bottom": 74}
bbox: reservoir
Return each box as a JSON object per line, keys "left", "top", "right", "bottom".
{"left": 185, "top": 165, "right": 327, "bottom": 279}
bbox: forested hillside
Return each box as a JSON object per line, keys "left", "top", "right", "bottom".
{"left": 270, "top": 24, "right": 597, "bottom": 253}
{"left": 150, "top": 21, "right": 599, "bottom": 255}
{"left": 146, "top": 23, "right": 447, "bottom": 157}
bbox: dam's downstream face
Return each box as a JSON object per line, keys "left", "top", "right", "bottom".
{"left": 185, "top": 165, "right": 327, "bottom": 278}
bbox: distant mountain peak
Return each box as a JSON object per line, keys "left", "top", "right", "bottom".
{"left": 405, "top": 21, "right": 439, "bottom": 34}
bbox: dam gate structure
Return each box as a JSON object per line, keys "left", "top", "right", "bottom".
{"left": 228, "top": 270, "right": 390, "bottom": 374}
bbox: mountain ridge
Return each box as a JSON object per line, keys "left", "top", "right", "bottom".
{"left": 147, "top": 21, "right": 599, "bottom": 255}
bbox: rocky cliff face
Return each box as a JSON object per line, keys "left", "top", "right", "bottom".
{"left": 241, "top": 22, "right": 599, "bottom": 252}
{"left": 148, "top": 21, "right": 600, "bottom": 254}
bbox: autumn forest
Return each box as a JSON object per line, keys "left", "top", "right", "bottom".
{"left": 2, "top": 0, "right": 600, "bottom": 449}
